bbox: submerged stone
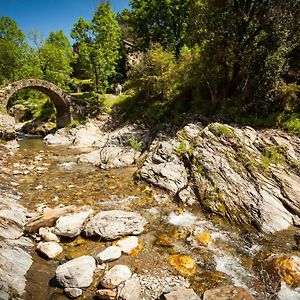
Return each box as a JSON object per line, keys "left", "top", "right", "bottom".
{"left": 202, "top": 285, "right": 255, "bottom": 300}
{"left": 273, "top": 255, "right": 300, "bottom": 288}
{"left": 164, "top": 287, "right": 200, "bottom": 300}
{"left": 169, "top": 255, "right": 196, "bottom": 277}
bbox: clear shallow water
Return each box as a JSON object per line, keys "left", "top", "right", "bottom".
{"left": 4, "top": 137, "right": 300, "bottom": 299}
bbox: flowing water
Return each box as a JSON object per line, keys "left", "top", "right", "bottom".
{"left": 3, "top": 137, "right": 300, "bottom": 299}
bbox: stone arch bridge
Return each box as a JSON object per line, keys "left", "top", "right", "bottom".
{"left": 0, "top": 79, "right": 81, "bottom": 128}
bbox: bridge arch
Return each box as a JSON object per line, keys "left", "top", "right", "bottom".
{"left": 0, "top": 79, "right": 74, "bottom": 128}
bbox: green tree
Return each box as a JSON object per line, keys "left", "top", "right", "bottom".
{"left": 128, "top": 0, "right": 190, "bottom": 56}
{"left": 0, "top": 16, "right": 26, "bottom": 84}
{"left": 71, "top": 1, "right": 121, "bottom": 92}
{"left": 32, "top": 30, "right": 73, "bottom": 88}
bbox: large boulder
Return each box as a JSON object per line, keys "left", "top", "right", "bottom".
{"left": 56, "top": 255, "right": 96, "bottom": 288}
{"left": 0, "top": 113, "right": 15, "bottom": 140}
{"left": 139, "top": 141, "right": 188, "bottom": 193}
{"left": 101, "top": 265, "right": 132, "bottom": 289}
{"left": 84, "top": 210, "right": 147, "bottom": 240}
{"left": 0, "top": 238, "right": 33, "bottom": 299}
{"left": 139, "top": 123, "right": 300, "bottom": 233}
{"left": 0, "top": 192, "right": 27, "bottom": 240}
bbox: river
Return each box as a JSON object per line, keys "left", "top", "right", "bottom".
{"left": 3, "top": 136, "right": 300, "bottom": 299}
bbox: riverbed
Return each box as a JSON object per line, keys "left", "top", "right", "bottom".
{"left": 2, "top": 136, "right": 300, "bottom": 299}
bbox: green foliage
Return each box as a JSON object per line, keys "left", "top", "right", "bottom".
{"left": 127, "top": 136, "right": 143, "bottom": 151}
{"left": 128, "top": 0, "right": 190, "bottom": 56}
{"left": 71, "top": 1, "right": 122, "bottom": 93}
{"left": 128, "top": 45, "right": 176, "bottom": 101}
{"left": 34, "top": 30, "right": 73, "bottom": 88}
{"left": 261, "top": 146, "right": 286, "bottom": 169}
{"left": 280, "top": 114, "right": 300, "bottom": 136}
{"left": 0, "top": 16, "right": 26, "bottom": 84}
{"left": 209, "top": 124, "right": 235, "bottom": 138}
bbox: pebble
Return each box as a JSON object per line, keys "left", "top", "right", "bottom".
{"left": 96, "top": 246, "right": 122, "bottom": 263}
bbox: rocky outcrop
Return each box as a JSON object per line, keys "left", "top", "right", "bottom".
{"left": 0, "top": 113, "right": 15, "bottom": 140}
{"left": 138, "top": 123, "right": 300, "bottom": 233}
{"left": 0, "top": 192, "right": 27, "bottom": 239}
{"left": 0, "top": 238, "right": 33, "bottom": 300}
{"left": 45, "top": 118, "right": 148, "bottom": 169}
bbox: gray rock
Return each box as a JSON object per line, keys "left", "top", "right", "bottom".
{"left": 0, "top": 113, "right": 15, "bottom": 140}
{"left": 118, "top": 275, "right": 141, "bottom": 300}
{"left": 64, "top": 287, "right": 83, "bottom": 298}
{"left": 44, "top": 129, "right": 73, "bottom": 145}
{"left": 55, "top": 209, "right": 93, "bottom": 238}
{"left": 101, "top": 265, "right": 132, "bottom": 289}
{"left": 39, "top": 227, "right": 60, "bottom": 243}
{"left": 37, "top": 241, "right": 63, "bottom": 259}
{"left": 96, "top": 246, "right": 122, "bottom": 263}
{"left": 84, "top": 210, "right": 147, "bottom": 240}
{"left": 72, "top": 122, "right": 102, "bottom": 148}
{"left": 0, "top": 238, "right": 33, "bottom": 298}
{"left": 116, "top": 236, "right": 139, "bottom": 254}
{"left": 0, "top": 192, "right": 27, "bottom": 239}
{"left": 164, "top": 287, "right": 200, "bottom": 300}
{"left": 56, "top": 255, "right": 96, "bottom": 288}
{"left": 138, "top": 123, "right": 300, "bottom": 233}
{"left": 177, "top": 187, "right": 197, "bottom": 206}
{"left": 139, "top": 141, "right": 188, "bottom": 193}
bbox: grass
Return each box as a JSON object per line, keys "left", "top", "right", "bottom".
{"left": 209, "top": 124, "right": 235, "bottom": 138}
{"left": 261, "top": 146, "right": 286, "bottom": 169}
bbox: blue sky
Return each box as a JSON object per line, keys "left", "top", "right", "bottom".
{"left": 0, "top": 0, "right": 129, "bottom": 41}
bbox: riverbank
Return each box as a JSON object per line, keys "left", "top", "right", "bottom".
{"left": 0, "top": 117, "right": 300, "bottom": 299}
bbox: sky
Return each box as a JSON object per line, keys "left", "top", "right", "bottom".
{"left": 0, "top": 0, "right": 130, "bottom": 41}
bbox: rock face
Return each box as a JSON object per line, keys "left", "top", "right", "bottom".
{"left": 56, "top": 255, "right": 96, "bottom": 288}
{"left": 0, "top": 192, "right": 27, "bottom": 239}
{"left": 0, "top": 113, "right": 15, "bottom": 140}
{"left": 55, "top": 209, "right": 93, "bottom": 238}
{"left": 202, "top": 285, "right": 255, "bottom": 300}
{"left": 138, "top": 123, "right": 300, "bottom": 233}
{"left": 101, "top": 265, "right": 132, "bottom": 289}
{"left": 139, "top": 141, "right": 188, "bottom": 193}
{"left": 0, "top": 238, "right": 33, "bottom": 299}
{"left": 44, "top": 118, "right": 148, "bottom": 169}
{"left": 84, "top": 210, "right": 147, "bottom": 240}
